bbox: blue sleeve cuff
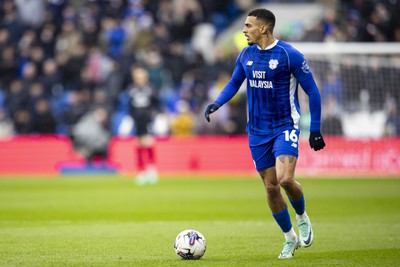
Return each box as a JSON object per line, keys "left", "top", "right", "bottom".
{"left": 310, "top": 122, "right": 321, "bottom": 132}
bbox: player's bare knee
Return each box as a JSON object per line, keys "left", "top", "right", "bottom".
{"left": 265, "top": 183, "right": 280, "bottom": 198}
{"left": 279, "top": 176, "right": 295, "bottom": 190}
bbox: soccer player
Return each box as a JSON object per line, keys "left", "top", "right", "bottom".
{"left": 204, "top": 9, "right": 325, "bottom": 259}
{"left": 128, "top": 65, "right": 159, "bottom": 185}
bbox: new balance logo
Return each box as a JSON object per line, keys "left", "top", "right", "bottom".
{"left": 246, "top": 61, "right": 253, "bottom": 66}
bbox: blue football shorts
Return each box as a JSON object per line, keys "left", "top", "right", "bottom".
{"left": 249, "top": 128, "right": 300, "bottom": 172}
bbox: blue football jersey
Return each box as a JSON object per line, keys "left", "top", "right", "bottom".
{"left": 215, "top": 40, "right": 321, "bottom": 136}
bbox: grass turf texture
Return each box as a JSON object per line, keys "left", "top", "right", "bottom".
{"left": 0, "top": 177, "right": 399, "bottom": 267}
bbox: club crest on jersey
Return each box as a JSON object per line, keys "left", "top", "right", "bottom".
{"left": 301, "top": 61, "right": 310, "bottom": 73}
{"left": 269, "top": 59, "right": 279, "bottom": 70}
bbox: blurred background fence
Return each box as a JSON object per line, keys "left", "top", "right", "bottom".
{"left": 0, "top": 0, "right": 399, "bottom": 177}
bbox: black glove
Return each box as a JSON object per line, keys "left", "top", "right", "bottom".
{"left": 309, "top": 131, "right": 326, "bottom": 151}
{"left": 204, "top": 102, "right": 220, "bottom": 122}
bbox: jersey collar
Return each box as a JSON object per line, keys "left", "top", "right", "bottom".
{"left": 257, "top": 39, "right": 278, "bottom": 50}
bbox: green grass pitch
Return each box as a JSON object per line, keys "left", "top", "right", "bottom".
{"left": 0, "top": 176, "right": 399, "bottom": 266}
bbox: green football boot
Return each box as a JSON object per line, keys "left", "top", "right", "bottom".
{"left": 278, "top": 237, "right": 300, "bottom": 259}
{"left": 298, "top": 218, "right": 314, "bottom": 247}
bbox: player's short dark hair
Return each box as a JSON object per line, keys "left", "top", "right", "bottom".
{"left": 248, "top": 8, "right": 275, "bottom": 32}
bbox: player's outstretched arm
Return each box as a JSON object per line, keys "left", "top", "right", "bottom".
{"left": 204, "top": 102, "right": 220, "bottom": 122}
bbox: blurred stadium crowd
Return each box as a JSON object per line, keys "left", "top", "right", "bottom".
{"left": 0, "top": 0, "right": 399, "bottom": 145}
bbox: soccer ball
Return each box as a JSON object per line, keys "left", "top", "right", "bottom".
{"left": 174, "top": 229, "right": 206, "bottom": 260}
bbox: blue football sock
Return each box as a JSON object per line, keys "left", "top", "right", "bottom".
{"left": 272, "top": 208, "right": 292, "bottom": 233}
{"left": 289, "top": 194, "right": 305, "bottom": 215}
